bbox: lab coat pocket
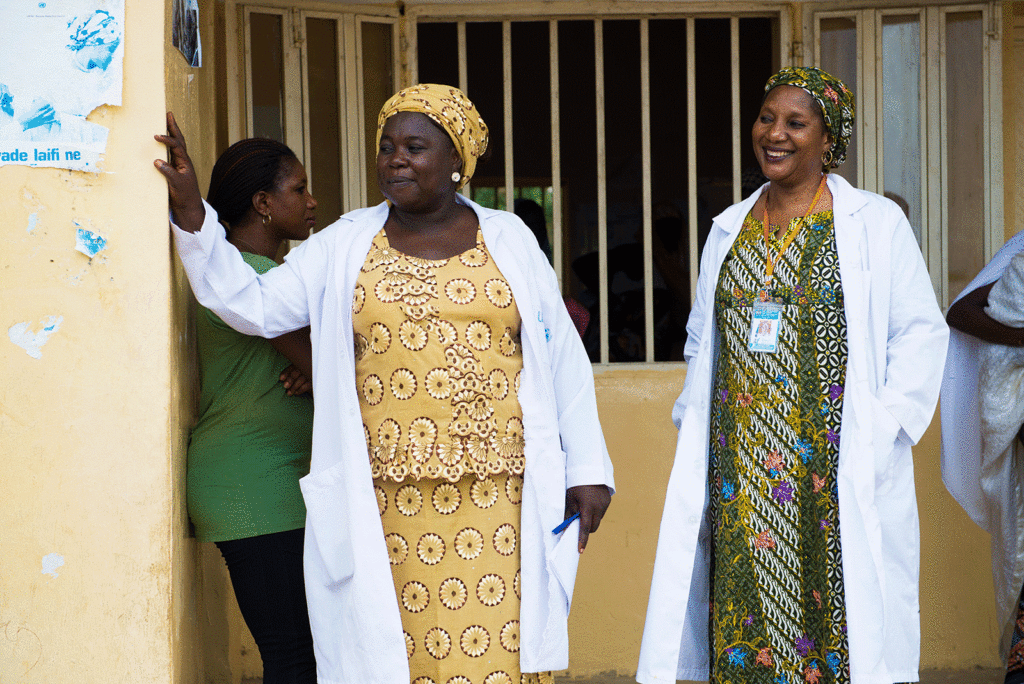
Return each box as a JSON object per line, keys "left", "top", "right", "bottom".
{"left": 300, "top": 462, "right": 355, "bottom": 586}
{"left": 548, "top": 519, "right": 581, "bottom": 612}
{"left": 867, "top": 391, "right": 902, "bottom": 485}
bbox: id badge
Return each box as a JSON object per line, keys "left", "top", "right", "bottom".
{"left": 748, "top": 301, "right": 782, "bottom": 353}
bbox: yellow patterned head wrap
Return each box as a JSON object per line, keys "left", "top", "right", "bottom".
{"left": 376, "top": 84, "right": 489, "bottom": 189}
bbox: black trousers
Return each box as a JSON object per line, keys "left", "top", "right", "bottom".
{"left": 216, "top": 527, "right": 316, "bottom": 684}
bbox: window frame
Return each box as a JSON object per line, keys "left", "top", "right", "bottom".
{"left": 407, "top": 4, "right": 793, "bottom": 365}
{"left": 803, "top": 0, "right": 1004, "bottom": 306}
{"left": 227, "top": 0, "right": 1003, "bottom": 365}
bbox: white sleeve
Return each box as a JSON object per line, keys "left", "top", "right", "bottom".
{"left": 525, "top": 227, "right": 615, "bottom": 493}
{"left": 985, "top": 251, "right": 1024, "bottom": 327}
{"left": 171, "top": 199, "right": 326, "bottom": 337}
{"left": 671, "top": 229, "right": 721, "bottom": 428}
{"left": 877, "top": 207, "right": 950, "bottom": 444}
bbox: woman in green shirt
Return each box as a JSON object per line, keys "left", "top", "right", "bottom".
{"left": 188, "top": 137, "right": 318, "bottom": 683}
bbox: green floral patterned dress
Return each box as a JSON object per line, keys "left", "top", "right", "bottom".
{"left": 708, "top": 209, "right": 850, "bottom": 684}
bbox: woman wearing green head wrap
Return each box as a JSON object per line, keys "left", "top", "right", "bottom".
{"left": 638, "top": 67, "right": 948, "bottom": 684}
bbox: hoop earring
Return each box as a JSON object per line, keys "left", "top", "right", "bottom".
{"left": 451, "top": 171, "right": 461, "bottom": 183}
{"left": 262, "top": 213, "right": 271, "bottom": 225}
{"left": 822, "top": 148, "right": 835, "bottom": 168}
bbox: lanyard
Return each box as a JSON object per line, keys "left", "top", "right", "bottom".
{"left": 762, "top": 173, "right": 828, "bottom": 284}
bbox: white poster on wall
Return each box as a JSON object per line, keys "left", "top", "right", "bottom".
{"left": 0, "top": 0, "right": 125, "bottom": 171}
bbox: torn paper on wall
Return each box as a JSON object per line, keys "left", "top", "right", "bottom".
{"left": 0, "top": 0, "right": 124, "bottom": 171}
{"left": 74, "top": 224, "right": 107, "bottom": 257}
{"left": 172, "top": 0, "right": 202, "bottom": 68}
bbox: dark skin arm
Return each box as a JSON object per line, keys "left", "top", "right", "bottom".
{"left": 564, "top": 484, "right": 612, "bottom": 553}
{"left": 156, "top": 113, "right": 315, "bottom": 395}
{"left": 269, "top": 326, "right": 314, "bottom": 396}
{"left": 154, "top": 112, "right": 205, "bottom": 232}
{"left": 946, "top": 282, "right": 1024, "bottom": 347}
{"left": 156, "top": 113, "right": 315, "bottom": 394}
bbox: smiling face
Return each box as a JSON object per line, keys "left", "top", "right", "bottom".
{"left": 377, "top": 111, "right": 462, "bottom": 213}
{"left": 752, "top": 85, "right": 831, "bottom": 187}
{"left": 261, "top": 157, "right": 317, "bottom": 240}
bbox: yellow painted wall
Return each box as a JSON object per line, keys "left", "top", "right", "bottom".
{"left": 568, "top": 368, "right": 686, "bottom": 675}
{"left": 916, "top": 410, "right": 1001, "bottom": 669}
{"left": 0, "top": 1, "right": 180, "bottom": 682}
{"left": 0, "top": 0, "right": 256, "bottom": 681}
{"left": 163, "top": 2, "right": 263, "bottom": 683}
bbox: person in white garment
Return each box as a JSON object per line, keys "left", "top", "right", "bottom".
{"left": 636, "top": 66, "right": 948, "bottom": 684}
{"left": 942, "top": 231, "right": 1024, "bottom": 681}
{"left": 154, "top": 83, "right": 614, "bottom": 684}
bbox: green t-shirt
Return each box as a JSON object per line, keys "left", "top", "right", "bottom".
{"left": 187, "top": 252, "right": 313, "bottom": 542}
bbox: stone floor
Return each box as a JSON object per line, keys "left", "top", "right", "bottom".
{"left": 915, "top": 669, "right": 1006, "bottom": 684}
{"left": 554, "top": 670, "right": 1005, "bottom": 684}
{"left": 245, "top": 668, "right": 1006, "bottom": 683}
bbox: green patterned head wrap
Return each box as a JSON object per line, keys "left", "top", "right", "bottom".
{"left": 764, "top": 67, "right": 855, "bottom": 169}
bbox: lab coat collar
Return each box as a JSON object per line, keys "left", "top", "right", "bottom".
{"left": 827, "top": 172, "right": 869, "bottom": 218}
{"left": 712, "top": 185, "right": 763, "bottom": 234}
{"left": 361, "top": 193, "right": 507, "bottom": 237}
{"left": 456, "top": 192, "right": 507, "bottom": 241}
{"left": 711, "top": 172, "right": 868, "bottom": 234}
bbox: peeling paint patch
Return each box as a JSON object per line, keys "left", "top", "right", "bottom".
{"left": 74, "top": 226, "right": 107, "bottom": 258}
{"left": 62, "top": 267, "right": 89, "bottom": 286}
{"left": 41, "top": 553, "right": 64, "bottom": 579}
{"left": 8, "top": 316, "right": 63, "bottom": 359}
{"left": 21, "top": 190, "right": 44, "bottom": 236}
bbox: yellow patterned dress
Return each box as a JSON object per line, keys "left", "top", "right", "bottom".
{"left": 353, "top": 227, "right": 552, "bottom": 684}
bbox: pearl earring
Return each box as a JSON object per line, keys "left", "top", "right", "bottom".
{"left": 451, "top": 172, "right": 461, "bottom": 183}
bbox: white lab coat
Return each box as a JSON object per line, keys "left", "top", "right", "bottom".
{"left": 940, "top": 230, "right": 1024, "bottom": 659}
{"left": 172, "top": 196, "right": 615, "bottom": 684}
{"left": 636, "top": 174, "right": 948, "bottom": 684}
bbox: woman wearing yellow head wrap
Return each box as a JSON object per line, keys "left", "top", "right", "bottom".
{"left": 157, "top": 83, "right": 614, "bottom": 684}
{"left": 377, "top": 83, "right": 489, "bottom": 189}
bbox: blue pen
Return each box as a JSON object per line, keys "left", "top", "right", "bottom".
{"left": 552, "top": 512, "right": 580, "bottom": 535}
